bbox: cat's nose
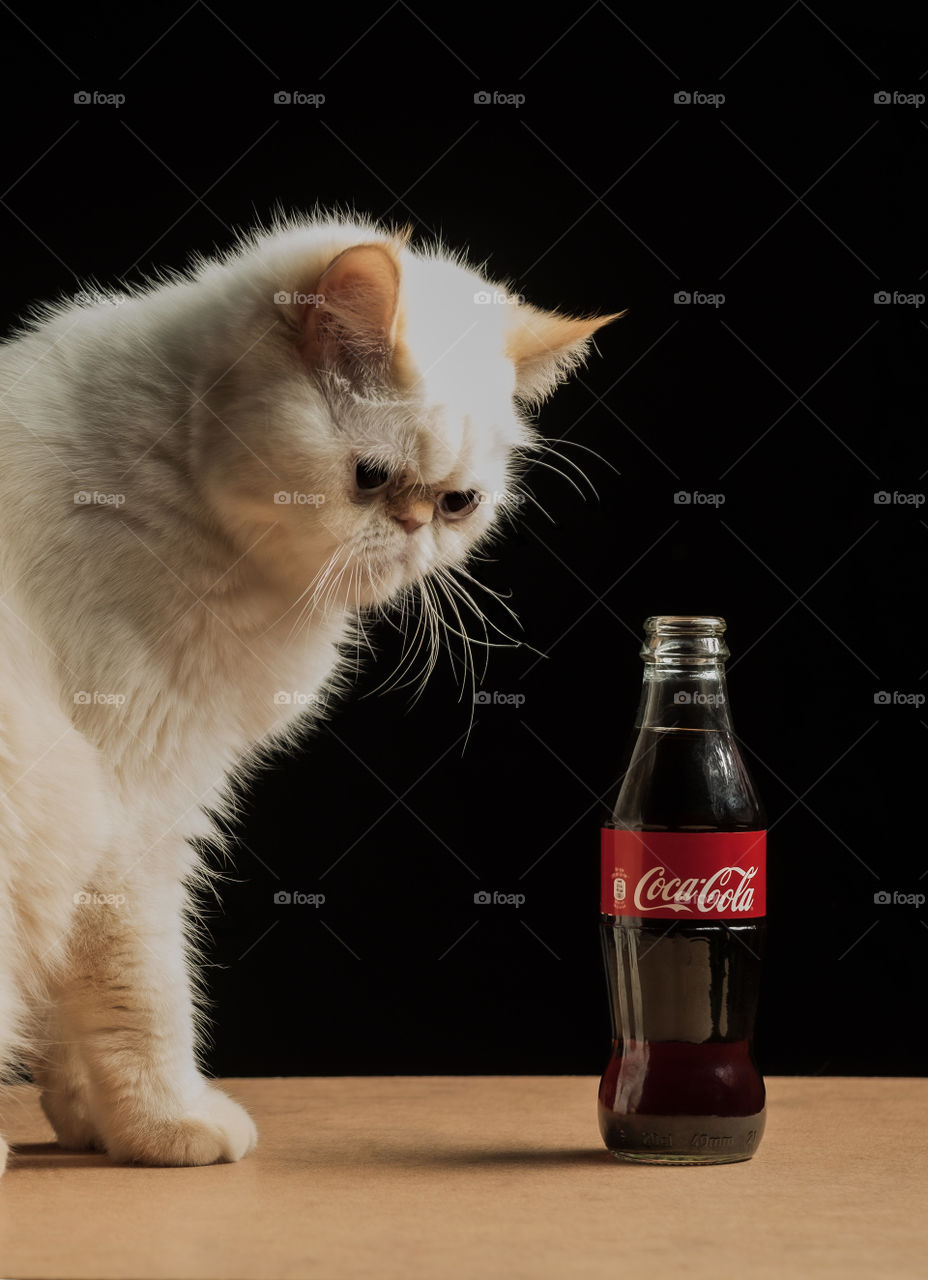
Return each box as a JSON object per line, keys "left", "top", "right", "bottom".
{"left": 393, "top": 499, "right": 434, "bottom": 534}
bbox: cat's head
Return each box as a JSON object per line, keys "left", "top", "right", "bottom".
{"left": 194, "top": 222, "right": 619, "bottom": 615}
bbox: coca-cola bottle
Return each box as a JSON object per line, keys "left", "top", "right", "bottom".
{"left": 599, "top": 615, "right": 766, "bottom": 1164}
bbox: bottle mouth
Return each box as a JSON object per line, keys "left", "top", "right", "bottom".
{"left": 642, "top": 616, "right": 729, "bottom": 663}
{"left": 645, "top": 616, "right": 726, "bottom": 634}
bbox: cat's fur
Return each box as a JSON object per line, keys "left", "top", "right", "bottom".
{"left": 0, "top": 213, "right": 616, "bottom": 1171}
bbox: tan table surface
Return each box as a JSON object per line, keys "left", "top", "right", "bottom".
{"left": 0, "top": 1075, "right": 925, "bottom": 1280}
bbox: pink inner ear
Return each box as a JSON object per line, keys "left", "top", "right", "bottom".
{"left": 303, "top": 245, "right": 400, "bottom": 367}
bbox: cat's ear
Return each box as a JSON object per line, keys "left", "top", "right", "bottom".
{"left": 505, "top": 305, "right": 624, "bottom": 407}
{"left": 302, "top": 243, "right": 402, "bottom": 378}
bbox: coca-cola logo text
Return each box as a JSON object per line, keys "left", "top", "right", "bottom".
{"left": 632, "top": 865, "right": 758, "bottom": 915}
{"left": 601, "top": 830, "right": 766, "bottom": 921}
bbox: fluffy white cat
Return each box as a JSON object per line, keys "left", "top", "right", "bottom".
{"left": 0, "top": 214, "right": 617, "bottom": 1171}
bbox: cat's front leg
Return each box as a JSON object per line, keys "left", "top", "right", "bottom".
{"left": 64, "top": 880, "right": 256, "bottom": 1167}
{"left": 33, "top": 1017, "right": 102, "bottom": 1151}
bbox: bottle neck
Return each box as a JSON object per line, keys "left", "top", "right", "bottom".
{"left": 610, "top": 616, "right": 764, "bottom": 832}
{"left": 633, "top": 615, "right": 735, "bottom": 734}
{"left": 635, "top": 662, "right": 735, "bottom": 734}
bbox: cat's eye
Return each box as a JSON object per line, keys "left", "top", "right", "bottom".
{"left": 355, "top": 458, "right": 392, "bottom": 493}
{"left": 438, "top": 490, "right": 481, "bottom": 519}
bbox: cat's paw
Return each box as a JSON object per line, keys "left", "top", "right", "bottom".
{"left": 104, "top": 1086, "right": 257, "bottom": 1167}
{"left": 40, "top": 1088, "right": 103, "bottom": 1151}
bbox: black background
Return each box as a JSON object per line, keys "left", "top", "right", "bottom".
{"left": 1, "top": 4, "right": 925, "bottom": 1077}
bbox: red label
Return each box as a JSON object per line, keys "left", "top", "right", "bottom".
{"left": 601, "top": 830, "right": 766, "bottom": 920}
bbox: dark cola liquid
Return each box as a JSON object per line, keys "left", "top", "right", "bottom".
{"left": 599, "top": 1041, "right": 765, "bottom": 1160}
{"left": 600, "top": 726, "right": 766, "bottom": 1165}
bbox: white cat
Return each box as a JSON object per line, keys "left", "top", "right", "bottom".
{"left": 0, "top": 214, "right": 617, "bottom": 1171}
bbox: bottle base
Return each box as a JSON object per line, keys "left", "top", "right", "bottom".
{"left": 607, "top": 1149, "right": 755, "bottom": 1166}
{"left": 599, "top": 1110, "right": 765, "bottom": 1166}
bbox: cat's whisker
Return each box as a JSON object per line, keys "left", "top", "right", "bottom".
{"left": 540, "top": 435, "right": 622, "bottom": 480}
{"left": 433, "top": 575, "right": 511, "bottom": 689}
{"left": 446, "top": 563, "right": 524, "bottom": 631}
{"left": 277, "top": 563, "right": 327, "bottom": 641}
{"left": 537, "top": 442, "right": 599, "bottom": 498}
{"left": 429, "top": 571, "right": 473, "bottom": 701}
{"left": 442, "top": 575, "right": 484, "bottom": 703}
{"left": 512, "top": 487, "right": 557, "bottom": 526}
{"left": 435, "top": 570, "right": 495, "bottom": 689}
{"left": 395, "top": 599, "right": 433, "bottom": 695}
{"left": 420, "top": 576, "right": 446, "bottom": 694}
{"left": 513, "top": 434, "right": 599, "bottom": 495}
{"left": 354, "top": 565, "right": 370, "bottom": 665}
{"left": 319, "top": 554, "right": 352, "bottom": 618}
{"left": 355, "top": 561, "right": 387, "bottom": 664}
{"left": 356, "top": 586, "right": 379, "bottom": 662}
{"left": 442, "top": 567, "right": 548, "bottom": 666}
{"left": 380, "top": 578, "right": 438, "bottom": 704}
{"left": 289, "top": 547, "right": 348, "bottom": 635}
{"left": 519, "top": 453, "right": 593, "bottom": 502}
{"left": 364, "top": 580, "right": 431, "bottom": 698}
{"left": 284, "top": 552, "right": 342, "bottom": 642}
{"left": 425, "top": 577, "right": 448, "bottom": 690}
{"left": 412, "top": 580, "right": 440, "bottom": 695}
{"left": 427, "top": 571, "right": 490, "bottom": 746}
{"left": 347, "top": 565, "right": 363, "bottom": 675}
